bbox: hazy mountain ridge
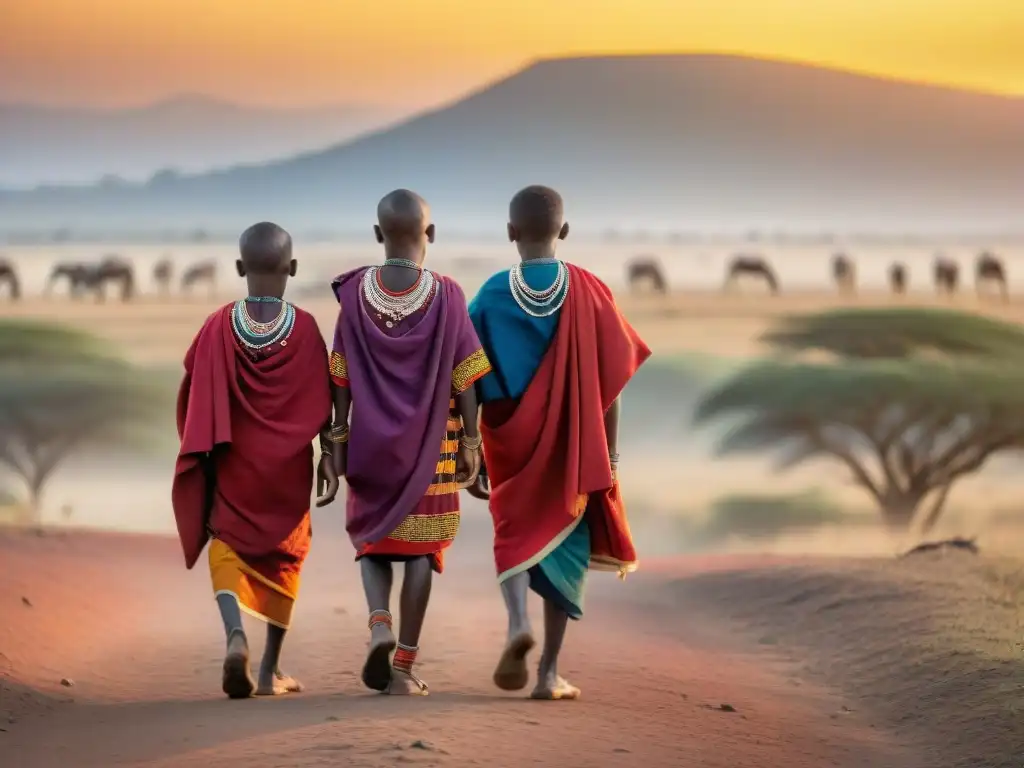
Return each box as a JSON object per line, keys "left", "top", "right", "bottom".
{"left": 0, "top": 96, "right": 403, "bottom": 187}
{"left": 2, "top": 55, "right": 1022, "bottom": 234}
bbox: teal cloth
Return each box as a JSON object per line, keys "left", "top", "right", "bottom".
{"left": 530, "top": 516, "right": 591, "bottom": 620}
{"left": 468, "top": 263, "right": 562, "bottom": 403}
{"left": 470, "top": 261, "right": 589, "bottom": 618}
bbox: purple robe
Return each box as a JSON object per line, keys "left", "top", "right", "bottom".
{"left": 331, "top": 268, "right": 484, "bottom": 548}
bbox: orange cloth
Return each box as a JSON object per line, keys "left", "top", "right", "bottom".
{"left": 209, "top": 537, "right": 302, "bottom": 629}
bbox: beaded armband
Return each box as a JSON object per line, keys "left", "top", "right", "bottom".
{"left": 452, "top": 349, "right": 492, "bottom": 394}
{"left": 329, "top": 352, "right": 349, "bottom": 387}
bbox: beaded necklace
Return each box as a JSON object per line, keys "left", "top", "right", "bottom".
{"left": 362, "top": 266, "right": 436, "bottom": 327}
{"left": 231, "top": 296, "right": 296, "bottom": 349}
{"left": 508, "top": 259, "right": 569, "bottom": 317}
{"left": 382, "top": 258, "right": 422, "bottom": 270}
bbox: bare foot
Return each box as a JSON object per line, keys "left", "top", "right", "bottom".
{"left": 493, "top": 631, "right": 536, "bottom": 691}
{"left": 361, "top": 624, "right": 396, "bottom": 692}
{"left": 221, "top": 632, "right": 255, "bottom": 699}
{"left": 385, "top": 669, "right": 429, "bottom": 696}
{"left": 255, "top": 672, "right": 304, "bottom": 696}
{"left": 530, "top": 676, "right": 581, "bottom": 701}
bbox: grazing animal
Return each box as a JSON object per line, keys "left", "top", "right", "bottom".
{"left": 831, "top": 252, "right": 856, "bottom": 295}
{"left": 153, "top": 257, "right": 174, "bottom": 295}
{"left": 888, "top": 262, "right": 907, "bottom": 295}
{"left": 975, "top": 251, "right": 1008, "bottom": 301}
{"left": 96, "top": 252, "right": 135, "bottom": 301}
{"left": 44, "top": 256, "right": 135, "bottom": 302}
{"left": 0, "top": 257, "right": 21, "bottom": 300}
{"left": 933, "top": 256, "right": 959, "bottom": 296}
{"left": 98, "top": 257, "right": 135, "bottom": 303}
{"left": 724, "top": 254, "right": 778, "bottom": 295}
{"left": 181, "top": 260, "right": 217, "bottom": 297}
{"left": 94, "top": 255, "right": 135, "bottom": 302}
{"left": 901, "top": 537, "right": 978, "bottom": 558}
{"left": 626, "top": 256, "right": 668, "bottom": 294}
{"left": 45, "top": 261, "right": 96, "bottom": 298}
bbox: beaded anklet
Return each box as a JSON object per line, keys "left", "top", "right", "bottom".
{"left": 393, "top": 643, "right": 418, "bottom": 673}
{"left": 367, "top": 610, "right": 393, "bottom": 630}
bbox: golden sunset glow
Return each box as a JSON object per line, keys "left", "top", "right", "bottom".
{"left": 3, "top": 0, "right": 1022, "bottom": 107}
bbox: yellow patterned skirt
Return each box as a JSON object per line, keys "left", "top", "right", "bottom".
{"left": 356, "top": 405, "right": 461, "bottom": 573}
{"left": 209, "top": 538, "right": 302, "bottom": 629}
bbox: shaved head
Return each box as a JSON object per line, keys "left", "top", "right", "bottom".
{"left": 509, "top": 185, "right": 566, "bottom": 243}
{"left": 238, "top": 221, "right": 292, "bottom": 274}
{"left": 375, "top": 189, "right": 433, "bottom": 247}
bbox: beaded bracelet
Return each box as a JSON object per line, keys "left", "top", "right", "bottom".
{"left": 327, "top": 424, "right": 350, "bottom": 444}
{"left": 460, "top": 434, "right": 482, "bottom": 451}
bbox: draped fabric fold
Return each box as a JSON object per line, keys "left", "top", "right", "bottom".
{"left": 172, "top": 303, "right": 330, "bottom": 627}
{"left": 330, "top": 269, "right": 490, "bottom": 562}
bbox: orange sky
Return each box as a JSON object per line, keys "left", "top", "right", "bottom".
{"left": 3, "top": 0, "right": 1022, "bottom": 108}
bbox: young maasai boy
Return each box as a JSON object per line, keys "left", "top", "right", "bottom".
{"left": 327, "top": 189, "right": 491, "bottom": 696}
{"left": 467, "top": 186, "right": 650, "bottom": 700}
{"left": 173, "top": 222, "right": 335, "bottom": 699}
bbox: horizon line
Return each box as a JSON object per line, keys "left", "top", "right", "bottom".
{"left": 4, "top": 230, "right": 1024, "bottom": 244}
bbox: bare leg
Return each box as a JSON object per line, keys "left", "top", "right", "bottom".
{"left": 216, "top": 593, "right": 255, "bottom": 699}
{"left": 502, "top": 572, "right": 532, "bottom": 637}
{"left": 387, "top": 556, "right": 433, "bottom": 695}
{"left": 362, "top": 556, "right": 394, "bottom": 615}
{"left": 530, "top": 599, "right": 580, "bottom": 700}
{"left": 538, "top": 599, "right": 570, "bottom": 685}
{"left": 493, "top": 572, "right": 536, "bottom": 691}
{"left": 217, "top": 592, "right": 245, "bottom": 637}
{"left": 360, "top": 557, "right": 396, "bottom": 691}
{"left": 255, "top": 624, "right": 303, "bottom": 696}
{"left": 398, "top": 557, "right": 433, "bottom": 645}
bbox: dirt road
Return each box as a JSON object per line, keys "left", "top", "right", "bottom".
{"left": 1, "top": 516, "right": 921, "bottom": 768}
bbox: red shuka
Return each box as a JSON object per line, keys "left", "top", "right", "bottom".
{"left": 172, "top": 304, "right": 331, "bottom": 571}
{"left": 481, "top": 265, "right": 651, "bottom": 579}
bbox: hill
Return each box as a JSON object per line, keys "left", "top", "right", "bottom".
{"left": 0, "top": 95, "right": 401, "bottom": 188}
{"left": 2, "top": 55, "right": 1022, "bottom": 235}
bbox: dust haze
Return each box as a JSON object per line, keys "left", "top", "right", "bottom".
{"left": 7, "top": 243, "right": 1024, "bottom": 559}
{"left": 3, "top": 244, "right": 1024, "bottom": 768}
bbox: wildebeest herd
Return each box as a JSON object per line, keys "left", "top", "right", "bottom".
{"left": 0, "top": 255, "right": 217, "bottom": 302}
{"left": 626, "top": 251, "right": 1010, "bottom": 300}
{"left": 0, "top": 250, "right": 1013, "bottom": 304}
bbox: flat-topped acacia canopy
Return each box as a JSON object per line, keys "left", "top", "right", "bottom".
{"left": 695, "top": 308, "right": 1024, "bottom": 533}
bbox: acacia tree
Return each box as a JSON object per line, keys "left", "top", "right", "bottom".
{"left": 762, "top": 307, "right": 1024, "bottom": 360}
{"left": 0, "top": 321, "right": 171, "bottom": 522}
{"left": 693, "top": 308, "right": 1024, "bottom": 533}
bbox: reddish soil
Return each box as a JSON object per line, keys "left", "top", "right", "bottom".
{"left": 0, "top": 523, "right": 923, "bottom": 767}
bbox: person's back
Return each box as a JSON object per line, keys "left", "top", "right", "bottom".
{"left": 325, "top": 190, "right": 490, "bottom": 695}
{"left": 173, "top": 222, "right": 333, "bottom": 699}
{"left": 468, "top": 186, "right": 650, "bottom": 700}
{"left": 472, "top": 260, "right": 564, "bottom": 405}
